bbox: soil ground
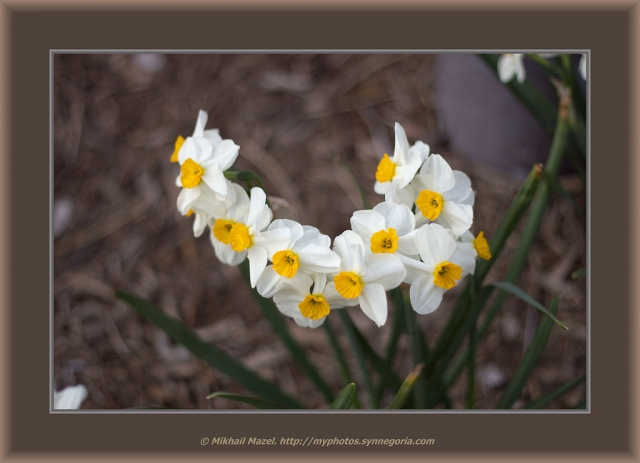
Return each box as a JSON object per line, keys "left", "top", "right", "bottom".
{"left": 53, "top": 54, "right": 587, "bottom": 410}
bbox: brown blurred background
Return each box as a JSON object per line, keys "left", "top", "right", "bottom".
{"left": 53, "top": 53, "right": 586, "bottom": 409}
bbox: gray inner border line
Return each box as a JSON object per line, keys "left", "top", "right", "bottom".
{"left": 50, "top": 49, "right": 590, "bottom": 414}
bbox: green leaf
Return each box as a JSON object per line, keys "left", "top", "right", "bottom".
{"left": 238, "top": 261, "right": 335, "bottom": 403}
{"left": 397, "top": 287, "right": 427, "bottom": 408}
{"left": 495, "top": 297, "right": 560, "bottom": 409}
{"left": 489, "top": 281, "right": 568, "bottom": 330}
{"left": 323, "top": 320, "right": 360, "bottom": 409}
{"left": 539, "top": 169, "right": 585, "bottom": 220}
{"left": 330, "top": 383, "right": 357, "bottom": 409}
{"left": 522, "top": 375, "right": 586, "bottom": 409}
{"left": 116, "top": 290, "right": 303, "bottom": 409}
{"left": 389, "top": 364, "right": 424, "bottom": 409}
{"left": 207, "top": 392, "right": 295, "bottom": 409}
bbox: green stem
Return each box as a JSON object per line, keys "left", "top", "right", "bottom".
{"left": 522, "top": 375, "right": 586, "bottom": 409}
{"left": 323, "top": 320, "right": 361, "bottom": 409}
{"left": 337, "top": 310, "right": 375, "bottom": 407}
{"left": 465, "top": 320, "right": 477, "bottom": 409}
{"left": 443, "top": 99, "right": 571, "bottom": 390}
{"left": 398, "top": 287, "right": 427, "bottom": 408}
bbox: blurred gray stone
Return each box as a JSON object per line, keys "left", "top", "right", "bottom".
{"left": 434, "top": 54, "right": 554, "bottom": 180}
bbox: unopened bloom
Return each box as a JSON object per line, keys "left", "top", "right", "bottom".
{"left": 374, "top": 123, "right": 428, "bottom": 205}
{"left": 409, "top": 154, "right": 474, "bottom": 237}
{"left": 176, "top": 111, "right": 240, "bottom": 209}
{"left": 457, "top": 230, "right": 492, "bottom": 273}
{"left": 271, "top": 272, "right": 351, "bottom": 328}
{"left": 256, "top": 220, "right": 341, "bottom": 298}
{"left": 497, "top": 54, "right": 525, "bottom": 84}
{"left": 326, "top": 230, "right": 406, "bottom": 326}
{"left": 404, "top": 223, "right": 475, "bottom": 314}
{"left": 227, "top": 187, "right": 291, "bottom": 287}
{"left": 54, "top": 385, "right": 88, "bottom": 410}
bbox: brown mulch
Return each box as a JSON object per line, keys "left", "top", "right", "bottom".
{"left": 53, "top": 53, "right": 586, "bottom": 410}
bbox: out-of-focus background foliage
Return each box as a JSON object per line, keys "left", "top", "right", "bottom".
{"left": 53, "top": 54, "right": 586, "bottom": 409}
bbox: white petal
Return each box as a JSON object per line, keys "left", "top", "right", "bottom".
{"left": 410, "top": 140, "right": 430, "bottom": 163}
{"left": 202, "top": 166, "right": 228, "bottom": 197}
{"left": 386, "top": 184, "right": 417, "bottom": 208}
{"left": 202, "top": 128, "right": 222, "bottom": 146}
{"left": 398, "top": 253, "right": 429, "bottom": 284}
{"left": 498, "top": 54, "right": 515, "bottom": 83}
{"left": 253, "top": 227, "right": 292, "bottom": 257}
{"left": 324, "top": 282, "right": 358, "bottom": 308}
{"left": 373, "top": 202, "right": 415, "bottom": 236}
{"left": 394, "top": 162, "right": 421, "bottom": 189}
{"left": 438, "top": 202, "right": 474, "bottom": 237}
{"left": 211, "top": 139, "right": 240, "bottom": 171}
{"left": 298, "top": 244, "right": 341, "bottom": 274}
{"left": 351, "top": 210, "right": 385, "bottom": 241}
{"left": 192, "top": 110, "right": 208, "bottom": 137}
{"left": 246, "top": 187, "right": 269, "bottom": 231}
{"left": 359, "top": 284, "right": 388, "bottom": 326}
{"left": 415, "top": 223, "right": 456, "bottom": 266}
{"left": 54, "top": 385, "right": 88, "bottom": 410}
{"left": 397, "top": 230, "right": 420, "bottom": 256}
{"left": 374, "top": 180, "right": 389, "bottom": 195}
{"left": 393, "top": 122, "right": 410, "bottom": 165}
{"left": 333, "top": 231, "right": 365, "bottom": 272}
{"left": 193, "top": 212, "right": 208, "bottom": 237}
{"left": 256, "top": 266, "right": 282, "bottom": 298}
{"left": 248, "top": 246, "right": 268, "bottom": 287}
{"left": 362, "top": 254, "right": 406, "bottom": 290}
{"left": 210, "top": 233, "right": 246, "bottom": 266}
{"left": 418, "top": 154, "right": 455, "bottom": 193}
{"left": 177, "top": 187, "right": 201, "bottom": 213}
{"left": 410, "top": 275, "right": 445, "bottom": 314}
{"left": 449, "top": 249, "right": 476, "bottom": 279}
{"left": 443, "top": 171, "right": 474, "bottom": 205}
{"left": 269, "top": 219, "right": 304, "bottom": 246}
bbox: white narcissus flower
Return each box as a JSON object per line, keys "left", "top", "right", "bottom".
{"left": 256, "top": 220, "right": 341, "bottom": 299}
{"left": 374, "top": 123, "right": 428, "bottom": 205}
{"left": 404, "top": 223, "right": 475, "bottom": 314}
{"left": 227, "top": 187, "right": 291, "bottom": 287}
{"left": 271, "top": 272, "right": 351, "bottom": 328}
{"left": 176, "top": 110, "right": 240, "bottom": 209}
{"left": 54, "top": 385, "right": 88, "bottom": 410}
{"left": 170, "top": 110, "right": 223, "bottom": 163}
{"left": 208, "top": 183, "right": 251, "bottom": 266}
{"left": 349, "top": 201, "right": 421, "bottom": 279}
{"left": 497, "top": 54, "right": 526, "bottom": 84}
{"left": 179, "top": 178, "right": 238, "bottom": 238}
{"left": 325, "top": 230, "right": 406, "bottom": 327}
{"left": 408, "top": 154, "right": 474, "bottom": 237}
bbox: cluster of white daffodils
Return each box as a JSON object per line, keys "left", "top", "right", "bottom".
{"left": 172, "top": 112, "right": 491, "bottom": 329}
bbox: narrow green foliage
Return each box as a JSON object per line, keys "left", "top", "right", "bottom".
{"left": 337, "top": 310, "right": 376, "bottom": 406}
{"left": 206, "top": 392, "right": 295, "bottom": 409}
{"left": 323, "top": 320, "right": 360, "bottom": 409}
{"left": 389, "top": 364, "right": 424, "bottom": 409}
{"left": 466, "top": 320, "right": 477, "bottom": 409}
{"left": 116, "top": 290, "right": 303, "bottom": 409}
{"left": 239, "top": 261, "right": 335, "bottom": 404}
{"left": 397, "top": 287, "right": 427, "bottom": 408}
{"left": 489, "top": 282, "right": 568, "bottom": 330}
{"left": 330, "top": 383, "right": 357, "bottom": 409}
{"left": 495, "top": 297, "right": 560, "bottom": 409}
{"left": 540, "top": 169, "right": 585, "bottom": 220}
{"left": 522, "top": 375, "right": 586, "bottom": 409}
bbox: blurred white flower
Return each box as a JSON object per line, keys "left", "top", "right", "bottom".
{"left": 497, "top": 54, "right": 525, "bottom": 84}
{"left": 579, "top": 54, "right": 587, "bottom": 80}
{"left": 208, "top": 183, "right": 251, "bottom": 266}
{"left": 54, "top": 385, "right": 88, "bottom": 410}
